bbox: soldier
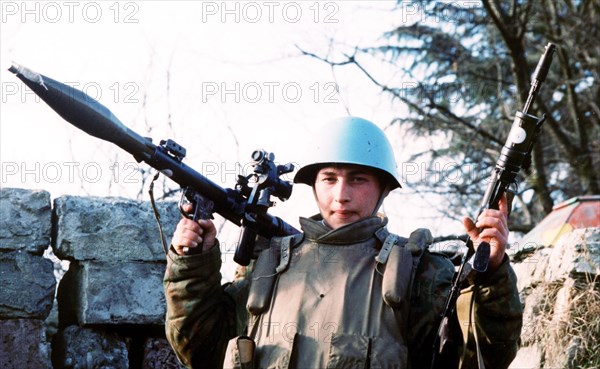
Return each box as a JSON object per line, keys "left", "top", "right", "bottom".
{"left": 164, "top": 117, "right": 522, "bottom": 369}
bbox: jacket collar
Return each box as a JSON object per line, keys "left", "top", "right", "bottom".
{"left": 299, "top": 214, "right": 388, "bottom": 245}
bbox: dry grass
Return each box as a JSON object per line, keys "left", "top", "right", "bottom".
{"left": 521, "top": 280, "right": 562, "bottom": 346}
{"left": 524, "top": 275, "right": 600, "bottom": 368}
{"left": 568, "top": 275, "right": 600, "bottom": 368}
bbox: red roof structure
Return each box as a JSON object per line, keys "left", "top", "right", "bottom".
{"left": 520, "top": 195, "right": 600, "bottom": 247}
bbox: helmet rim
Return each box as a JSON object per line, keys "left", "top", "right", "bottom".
{"left": 293, "top": 117, "right": 402, "bottom": 190}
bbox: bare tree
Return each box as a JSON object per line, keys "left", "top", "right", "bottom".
{"left": 300, "top": 1, "right": 599, "bottom": 232}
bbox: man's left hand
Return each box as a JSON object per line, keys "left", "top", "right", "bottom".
{"left": 463, "top": 194, "right": 510, "bottom": 272}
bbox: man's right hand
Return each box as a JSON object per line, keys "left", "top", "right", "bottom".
{"left": 171, "top": 203, "right": 217, "bottom": 255}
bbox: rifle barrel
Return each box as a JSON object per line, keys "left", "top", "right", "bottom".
{"left": 523, "top": 43, "right": 556, "bottom": 113}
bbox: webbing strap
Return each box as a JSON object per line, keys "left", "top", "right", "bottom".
{"left": 375, "top": 233, "right": 398, "bottom": 264}
{"left": 472, "top": 290, "right": 486, "bottom": 369}
{"left": 275, "top": 235, "right": 296, "bottom": 273}
{"left": 457, "top": 286, "right": 486, "bottom": 369}
{"left": 148, "top": 171, "right": 169, "bottom": 257}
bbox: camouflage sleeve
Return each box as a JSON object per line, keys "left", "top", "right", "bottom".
{"left": 408, "top": 253, "right": 523, "bottom": 369}
{"left": 163, "top": 241, "right": 239, "bottom": 369}
{"left": 460, "top": 256, "right": 523, "bottom": 369}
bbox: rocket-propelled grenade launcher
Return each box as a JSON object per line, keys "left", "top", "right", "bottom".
{"left": 9, "top": 63, "right": 299, "bottom": 265}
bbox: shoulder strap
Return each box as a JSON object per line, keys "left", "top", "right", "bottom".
{"left": 404, "top": 228, "right": 433, "bottom": 304}
{"left": 276, "top": 233, "right": 304, "bottom": 273}
{"left": 379, "top": 228, "right": 432, "bottom": 309}
{"left": 457, "top": 286, "right": 486, "bottom": 369}
{"left": 405, "top": 228, "right": 433, "bottom": 257}
{"left": 375, "top": 233, "right": 402, "bottom": 264}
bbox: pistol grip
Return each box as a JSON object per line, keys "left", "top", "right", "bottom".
{"left": 178, "top": 189, "right": 215, "bottom": 255}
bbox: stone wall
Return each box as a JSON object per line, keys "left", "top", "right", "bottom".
{"left": 510, "top": 227, "right": 600, "bottom": 368}
{"left": 1, "top": 187, "right": 598, "bottom": 368}
{"left": 0, "top": 188, "right": 184, "bottom": 369}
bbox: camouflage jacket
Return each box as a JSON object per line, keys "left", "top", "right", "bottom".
{"left": 164, "top": 215, "right": 522, "bottom": 369}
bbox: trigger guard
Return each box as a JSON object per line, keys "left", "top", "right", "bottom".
{"left": 178, "top": 190, "right": 194, "bottom": 219}
{"left": 178, "top": 188, "right": 215, "bottom": 221}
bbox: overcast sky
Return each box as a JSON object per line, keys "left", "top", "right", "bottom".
{"left": 1, "top": 1, "right": 469, "bottom": 277}
{"left": 2, "top": 1, "right": 403, "bottom": 195}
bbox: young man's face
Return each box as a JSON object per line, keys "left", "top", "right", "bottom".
{"left": 314, "top": 165, "right": 383, "bottom": 229}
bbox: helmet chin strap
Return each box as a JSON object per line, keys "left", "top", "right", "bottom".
{"left": 372, "top": 185, "right": 390, "bottom": 216}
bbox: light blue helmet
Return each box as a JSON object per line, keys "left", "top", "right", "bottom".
{"left": 294, "top": 117, "right": 401, "bottom": 190}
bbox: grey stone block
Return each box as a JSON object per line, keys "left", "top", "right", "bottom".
{"left": 513, "top": 228, "right": 600, "bottom": 290}
{"left": 0, "top": 319, "right": 52, "bottom": 369}
{"left": 58, "top": 261, "right": 166, "bottom": 325}
{"left": 546, "top": 228, "right": 600, "bottom": 282}
{"left": 0, "top": 188, "right": 51, "bottom": 253}
{"left": 52, "top": 325, "right": 128, "bottom": 369}
{"left": 512, "top": 247, "right": 551, "bottom": 291}
{"left": 0, "top": 251, "right": 56, "bottom": 319}
{"left": 54, "top": 195, "right": 180, "bottom": 262}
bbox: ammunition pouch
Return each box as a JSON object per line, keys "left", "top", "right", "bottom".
{"left": 223, "top": 336, "right": 256, "bottom": 369}
{"left": 246, "top": 233, "right": 303, "bottom": 315}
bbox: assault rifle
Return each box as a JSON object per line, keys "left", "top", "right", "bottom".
{"left": 431, "top": 42, "right": 557, "bottom": 367}
{"left": 9, "top": 63, "right": 299, "bottom": 265}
